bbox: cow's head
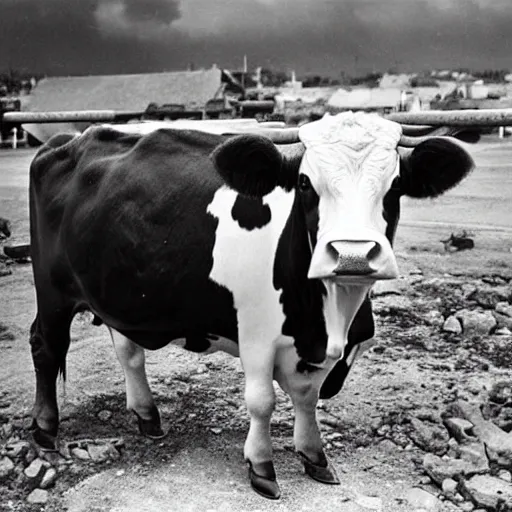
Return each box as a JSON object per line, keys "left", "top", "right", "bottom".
{"left": 212, "top": 112, "right": 474, "bottom": 359}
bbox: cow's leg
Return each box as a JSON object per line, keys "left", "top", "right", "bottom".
{"left": 239, "top": 336, "right": 280, "bottom": 499}
{"left": 30, "top": 306, "right": 74, "bottom": 450}
{"left": 274, "top": 349, "right": 340, "bottom": 485}
{"left": 108, "top": 328, "right": 165, "bottom": 439}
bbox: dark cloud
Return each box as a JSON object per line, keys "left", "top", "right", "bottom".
{"left": 123, "top": 0, "right": 181, "bottom": 24}
{"left": 0, "top": 0, "right": 511, "bottom": 77}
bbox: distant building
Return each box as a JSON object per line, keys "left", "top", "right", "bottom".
{"left": 22, "top": 67, "right": 244, "bottom": 142}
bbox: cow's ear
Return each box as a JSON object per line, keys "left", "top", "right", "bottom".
{"left": 399, "top": 137, "right": 474, "bottom": 198}
{"left": 211, "top": 134, "right": 281, "bottom": 197}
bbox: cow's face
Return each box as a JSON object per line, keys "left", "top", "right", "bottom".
{"left": 297, "top": 113, "right": 401, "bottom": 284}
{"left": 212, "top": 112, "right": 474, "bottom": 359}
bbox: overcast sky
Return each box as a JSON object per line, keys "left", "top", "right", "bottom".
{"left": 1, "top": 0, "right": 511, "bottom": 77}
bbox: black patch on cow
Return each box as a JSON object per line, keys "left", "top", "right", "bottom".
{"left": 211, "top": 134, "right": 282, "bottom": 197}
{"left": 274, "top": 187, "right": 328, "bottom": 365}
{"left": 184, "top": 333, "right": 212, "bottom": 353}
{"left": 231, "top": 195, "right": 271, "bottom": 230}
{"left": 399, "top": 138, "right": 474, "bottom": 199}
{"left": 30, "top": 127, "right": 240, "bottom": 354}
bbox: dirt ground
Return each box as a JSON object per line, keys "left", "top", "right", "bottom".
{"left": 1, "top": 139, "right": 512, "bottom": 511}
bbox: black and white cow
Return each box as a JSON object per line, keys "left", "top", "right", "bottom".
{"left": 28, "top": 112, "right": 474, "bottom": 499}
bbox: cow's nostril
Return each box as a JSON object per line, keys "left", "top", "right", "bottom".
{"left": 329, "top": 241, "right": 379, "bottom": 276}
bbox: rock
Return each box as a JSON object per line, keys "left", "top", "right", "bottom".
{"left": 2, "top": 423, "right": 13, "bottom": 437}
{"left": 40, "top": 467, "right": 58, "bottom": 489}
{"left": 5, "top": 440, "right": 30, "bottom": 459}
{"left": 24, "top": 458, "right": 46, "bottom": 481}
{"left": 210, "top": 427, "right": 222, "bottom": 435}
{"left": 499, "top": 470, "right": 512, "bottom": 482}
{"left": 409, "top": 418, "right": 449, "bottom": 455}
{"left": 443, "top": 316, "right": 463, "bottom": 334}
{"left": 403, "top": 487, "right": 441, "bottom": 511}
{"left": 455, "top": 309, "right": 497, "bottom": 335}
{"left": 496, "top": 302, "right": 512, "bottom": 318}
{"left": 456, "top": 443, "right": 489, "bottom": 473}
{"left": 492, "top": 311, "right": 512, "bottom": 331}
{"left": 443, "top": 418, "right": 475, "bottom": 443}
{"left": 424, "top": 310, "right": 445, "bottom": 327}
{"left": 26, "top": 489, "right": 49, "bottom": 504}
{"left": 372, "top": 280, "right": 403, "bottom": 297}
{"left": 71, "top": 447, "right": 90, "bottom": 460}
{"left": 468, "top": 288, "right": 509, "bottom": 309}
{"left": 423, "top": 454, "right": 487, "bottom": 485}
{"left": 0, "top": 456, "right": 14, "bottom": 480}
{"left": 489, "top": 381, "right": 512, "bottom": 404}
{"left": 460, "top": 475, "right": 512, "bottom": 510}
{"left": 496, "top": 327, "right": 512, "bottom": 336}
{"left": 97, "top": 410, "right": 112, "bottom": 422}
{"left": 87, "top": 443, "right": 120, "bottom": 462}
{"left": 458, "top": 501, "right": 475, "bottom": 511}
{"left": 442, "top": 478, "right": 458, "bottom": 498}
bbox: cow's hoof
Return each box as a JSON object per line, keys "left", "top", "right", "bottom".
{"left": 133, "top": 407, "right": 166, "bottom": 439}
{"left": 30, "top": 420, "right": 58, "bottom": 451}
{"left": 247, "top": 460, "right": 281, "bottom": 500}
{"left": 298, "top": 451, "right": 340, "bottom": 485}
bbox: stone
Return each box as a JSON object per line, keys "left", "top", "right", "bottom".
{"left": 403, "top": 487, "right": 441, "bottom": 511}
{"left": 40, "top": 467, "right": 58, "bottom": 489}
{"left": 372, "top": 280, "right": 403, "bottom": 297}
{"left": 424, "top": 310, "right": 445, "bottom": 327}
{"left": 443, "top": 316, "right": 463, "bottom": 334}
{"left": 468, "top": 288, "right": 509, "bottom": 309}
{"left": 442, "top": 478, "right": 458, "bottom": 498}
{"left": 458, "top": 502, "right": 475, "bottom": 512}
{"left": 456, "top": 443, "right": 489, "bottom": 473}
{"left": 496, "top": 327, "right": 512, "bottom": 336}
{"left": 210, "top": 427, "right": 222, "bottom": 435}
{"left": 423, "top": 454, "right": 487, "bottom": 486}
{"left": 409, "top": 418, "right": 449, "bottom": 455}
{"left": 460, "top": 475, "right": 512, "bottom": 510}
{"left": 71, "top": 447, "right": 90, "bottom": 460}
{"left": 97, "top": 410, "right": 112, "bottom": 422}
{"left": 24, "top": 458, "right": 46, "bottom": 481}
{"left": 443, "top": 418, "right": 475, "bottom": 443}
{"left": 455, "top": 309, "right": 497, "bottom": 335}
{"left": 499, "top": 470, "right": 512, "bottom": 482}
{"left": 26, "top": 489, "right": 49, "bottom": 505}
{"left": 496, "top": 302, "right": 512, "bottom": 318}
{"left": 5, "top": 440, "right": 30, "bottom": 459}
{"left": 489, "top": 381, "right": 512, "bottom": 404}
{"left": 87, "top": 443, "right": 120, "bottom": 462}
{"left": 492, "top": 311, "right": 512, "bottom": 331}
{"left": 0, "top": 456, "right": 14, "bottom": 480}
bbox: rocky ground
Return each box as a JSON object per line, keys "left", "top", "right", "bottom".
{"left": 2, "top": 144, "right": 512, "bottom": 511}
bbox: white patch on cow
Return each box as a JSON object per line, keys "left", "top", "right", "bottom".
{"left": 299, "top": 112, "right": 401, "bottom": 281}
{"left": 207, "top": 186, "right": 294, "bottom": 336}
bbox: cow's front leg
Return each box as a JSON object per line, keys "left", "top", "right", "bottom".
{"left": 275, "top": 350, "right": 340, "bottom": 485}
{"left": 108, "top": 328, "right": 165, "bottom": 439}
{"left": 239, "top": 340, "right": 280, "bottom": 500}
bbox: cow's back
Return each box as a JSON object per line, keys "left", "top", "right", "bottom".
{"left": 29, "top": 127, "right": 238, "bottom": 348}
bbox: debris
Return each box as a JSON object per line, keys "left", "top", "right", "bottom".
{"left": 489, "top": 382, "right": 512, "bottom": 405}
{"left": 5, "top": 440, "right": 30, "bottom": 459}
{"left": 87, "top": 443, "right": 120, "bottom": 463}
{"left": 460, "top": 474, "right": 512, "bottom": 510}
{"left": 441, "top": 231, "right": 474, "bottom": 252}
{"left": 409, "top": 418, "right": 449, "bottom": 455}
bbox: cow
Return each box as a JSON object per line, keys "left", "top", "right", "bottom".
{"left": 28, "top": 112, "right": 474, "bottom": 499}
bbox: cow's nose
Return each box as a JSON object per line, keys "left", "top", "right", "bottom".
{"left": 329, "top": 240, "right": 380, "bottom": 276}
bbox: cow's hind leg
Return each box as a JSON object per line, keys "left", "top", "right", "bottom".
{"left": 274, "top": 349, "right": 340, "bottom": 485}
{"left": 108, "top": 328, "right": 165, "bottom": 439}
{"left": 30, "top": 306, "right": 74, "bottom": 450}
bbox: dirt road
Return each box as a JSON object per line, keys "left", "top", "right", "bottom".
{"left": 1, "top": 141, "right": 512, "bottom": 511}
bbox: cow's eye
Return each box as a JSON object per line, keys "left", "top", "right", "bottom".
{"left": 298, "top": 174, "right": 311, "bottom": 192}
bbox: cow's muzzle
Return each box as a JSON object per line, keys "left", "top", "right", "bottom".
{"left": 308, "top": 234, "right": 398, "bottom": 282}
{"left": 329, "top": 241, "right": 379, "bottom": 276}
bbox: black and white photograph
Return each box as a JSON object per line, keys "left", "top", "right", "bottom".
{"left": 1, "top": 1, "right": 512, "bottom": 510}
